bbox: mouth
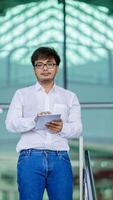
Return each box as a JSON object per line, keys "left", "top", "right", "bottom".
{"left": 40, "top": 73, "right": 51, "bottom": 76}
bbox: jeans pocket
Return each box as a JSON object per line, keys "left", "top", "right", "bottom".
{"left": 17, "top": 154, "right": 25, "bottom": 166}
{"left": 59, "top": 152, "right": 71, "bottom": 164}
{"left": 17, "top": 151, "right": 30, "bottom": 166}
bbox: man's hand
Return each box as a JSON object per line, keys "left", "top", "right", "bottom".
{"left": 45, "top": 119, "right": 63, "bottom": 133}
{"left": 38, "top": 112, "right": 51, "bottom": 115}
{"left": 34, "top": 112, "right": 51, "bottom": 122}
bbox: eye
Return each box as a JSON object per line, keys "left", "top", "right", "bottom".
{"left": 37, "top": 64, "right": 43, "bottom": 67}
{"left": 47, "top": 63, "right": 53, "bottom": 67}
{"left": 35, "top": 63, "right": 43, "bottom": 68}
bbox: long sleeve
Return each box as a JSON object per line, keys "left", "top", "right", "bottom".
{"left": 5, "top": 90, "right": 35, "bottom": 133}
{"left": 60, "top": 95, "right": 83, "bottom": 139}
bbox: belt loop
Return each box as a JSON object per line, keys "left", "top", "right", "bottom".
{"left": 57, "top": 151, "right": 60, "bottom": 156}
{"left": 27, "top": 149, "right": 31, "bottom": 156}
{"left": 44, "top": 150, "right": 47, "bottom": 157}
{"left": 29, "top": 149, "right": 32, "bottom": 156}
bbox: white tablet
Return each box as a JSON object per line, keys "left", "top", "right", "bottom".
{"left": 35, "top": 114, "right": 61, "bottom": 130}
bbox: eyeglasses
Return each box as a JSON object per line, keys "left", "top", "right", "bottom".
{"left": 34, "top": 62, "right": 57, "bottom": 69}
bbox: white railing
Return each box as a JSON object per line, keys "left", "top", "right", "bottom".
{"left": 1, "top": 102, "right": 113, "bottom": 110}
{"left": 79, "top": 135, "right": 84, "bottom": 200}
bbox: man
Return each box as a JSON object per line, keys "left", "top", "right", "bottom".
{"left": 6, "top": 47, "right": 82, "bottom": 200}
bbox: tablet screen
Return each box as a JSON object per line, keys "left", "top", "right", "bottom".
{"left": 35, "top": 114, "right": 61, "bottom": 130}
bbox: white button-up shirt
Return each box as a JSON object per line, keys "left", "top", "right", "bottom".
{"left": 6, "top": 82, "right": 82, "bottom": 152}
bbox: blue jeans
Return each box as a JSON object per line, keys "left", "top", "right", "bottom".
{"left": 17, "top": 149, "right": 74, "bottom": 200}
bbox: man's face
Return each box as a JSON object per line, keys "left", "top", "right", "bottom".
{"left": 33, "top": 57, "right": 58, "bottom": 83}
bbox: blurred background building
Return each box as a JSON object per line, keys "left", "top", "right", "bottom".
{"left": 0, "top": 0, "right": 113, "bottom": 199}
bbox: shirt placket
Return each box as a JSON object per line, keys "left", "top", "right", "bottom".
{"left": 44, "top": 94, "right": 52, "bottom": 143}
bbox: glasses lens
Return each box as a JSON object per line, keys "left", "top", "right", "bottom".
{"left": 36, "top": 64, "right": 43, "bottom": 68}
{"left": 47, "top": 63, "right": 54, "bottom": 68}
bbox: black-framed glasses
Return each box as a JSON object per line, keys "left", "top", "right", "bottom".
{"left": 34, "top": 62, "right": 57, "bottom": 69}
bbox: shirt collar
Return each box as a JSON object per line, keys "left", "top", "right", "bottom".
{"left": 35, "top": 81, "right": 56, "bottom": 93}
{"left": 35, "top": 82, "right": 42, "bottom": 91}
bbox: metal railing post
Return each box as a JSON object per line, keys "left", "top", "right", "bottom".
{"left": 79, "top": 135, "right": 84, "bottom": 200}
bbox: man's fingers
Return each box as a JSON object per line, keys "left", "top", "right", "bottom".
{"left": 43, "top": 118, "right": 63, "bottom": 133}
{"left": 46, "top": 124, "right": 60, "bottom": 129}
{"left": 49, "top": 122, "right": 61, "bottom": 126}
{"left": 50, "top": 120, "right": 63, "bottom": 125}
{"left": 46, "top": 124, "right": 58, "bottom": 130}
{"left": 38, "top": 111, "right": 51, "bottom": 115}
{"left": 46, "top": 121, "right": 63, "bottom": 133}
{"left": 46, "top": 121, "right": 62, "bottom": 128}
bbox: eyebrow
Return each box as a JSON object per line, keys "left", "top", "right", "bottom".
{"left": 35, "top": 60, "right": 56, "bottom": 64}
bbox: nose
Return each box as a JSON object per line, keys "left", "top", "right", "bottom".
{"left": 43, "top": 64, "right": 48, "bottom": 70}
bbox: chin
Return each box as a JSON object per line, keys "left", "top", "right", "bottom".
{"left": 40, "top": 78, "right": 52, "bottom": 82}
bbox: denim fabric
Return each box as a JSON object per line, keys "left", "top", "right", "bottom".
{"left": 17, "top": 149, "right": 74, "bottom": 200}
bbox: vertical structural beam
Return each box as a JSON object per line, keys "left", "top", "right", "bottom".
{"left": 79, "top": 136, "right": 84, "bottom": 200}
{"left": 63, "top": 0, "right": 67, "bottom": 89}
{"left": 108, "top": 50, "right": 113, "bottom": 86}
{"left": 7, "top": 53, "right": 11, "bottom": 87}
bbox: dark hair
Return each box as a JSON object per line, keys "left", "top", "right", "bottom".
{"left": 31, "top": 47, "right": 61, "bottom": 67}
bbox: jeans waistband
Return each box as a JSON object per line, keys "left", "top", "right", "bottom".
{"left": 20, "top": 149, "right": 67, "bottom": 155}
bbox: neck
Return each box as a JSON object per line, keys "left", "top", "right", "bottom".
{"left": 39, "top": 80, "right": 54, "bottom": 93}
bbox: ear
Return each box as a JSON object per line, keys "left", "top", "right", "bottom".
{"left": 56, "top": 66, "right": 59, "bottom": 74}
{"left": 33, "top": 67, "right": 35, "bottom": 72}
